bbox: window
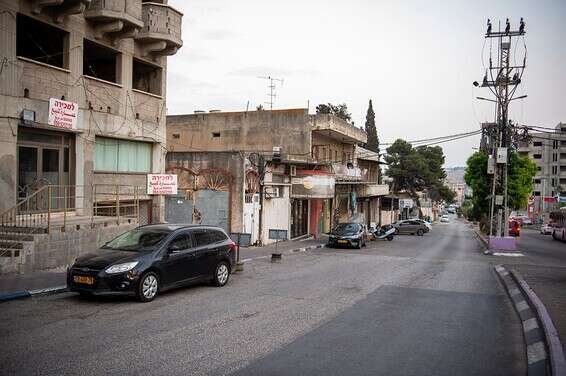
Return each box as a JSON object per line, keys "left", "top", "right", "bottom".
{"left": 172, "top": 133, "right": 180, "bottom": 139}
{"left": 212, "top": 132, "right": 220, "bottom": 138}
{"left": 534, "top": 179, "right": 541, "bottom": 184}
{"left": 561, "top": 141, "right": 566, "bottom": 146}
{"left": 534, "top": 191, "right": 541, "bottom": 196}
{"left": 533, "top": 142, "right": 542, "bottom": 147}
{"left": 552, "top": 166, "right": 558, "bottom": 174}
{"left": 17, "top": 14, "right": 68, "bottom": 68}
{"left": 94, "top": 137, "right": 151, "bottom": 172}
{"left": 168, "top": 234, "right": 192, "bottom": 251}
{"left": 554, "top": 140, "right": 559, "bottom": 149}
{"left": 133, "top": 59, "right": 162, "bottom": 95}
{"left": 537, "top": 166, "right": 542, "bottom": 171}
{"left": 191, "top": 229, "right": 225, "bottom": 246}
{"left": 553, "top": 153, "right": 558, "bottom": 162}
{"left": 83, "top": 39, "right": 120, "bottom": 83}
{"left": 533, "top": 154, "right": 542, "bottom": 159}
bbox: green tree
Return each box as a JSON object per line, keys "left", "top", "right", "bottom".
{"left": 507, "top": 152, "right": 537, "bottom": 210}
{"left": 364, "top": 99, "right": 382, "bottom": 183}
{"left": 384, "top": 139, "right": 454, "bottom": 202}
{"left": 365, "top": 100, "right": 379, "bottom": 153}
{"left": 464, "top": 151, "right": 490, "bottom": 221}
{"left": 464, "top": 151, "right": 536, "bottom": 224}
{"left": 316, "top": 103, "right": 352, "bottom": 123}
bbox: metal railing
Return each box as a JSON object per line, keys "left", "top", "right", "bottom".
{"left": 0, "top": 184, "right": 142, "bottom": 234}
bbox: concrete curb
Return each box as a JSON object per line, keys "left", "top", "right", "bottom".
{"left": 511, "top": 269, "right": 566, "bottom": 376}
{"left": 0, "top": 285, "right": 68, "bottom": 303}
{"left": 471, "top": 226, "right": 491, "bottom": 253}
{"left": 241, "top": 243, "right": 327, "bottom": 264}
{"left": 495, "top": 265, "right": 566, "bottom": 376}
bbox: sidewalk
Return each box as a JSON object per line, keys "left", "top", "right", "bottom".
{"left": 0, "top": 238, "right": 327, "bottom": 301}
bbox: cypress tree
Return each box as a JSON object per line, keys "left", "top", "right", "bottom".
{"left": 364, "top": 99, "right": 382, "bottom": 183}
{"left": 365, "top": 99, "right": 379, "bottom": 153}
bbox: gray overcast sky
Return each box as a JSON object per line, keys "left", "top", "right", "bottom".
{"left": 167, "top": 0, "right": 566, "bottom": 167}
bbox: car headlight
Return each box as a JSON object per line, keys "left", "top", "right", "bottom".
{"left": 105, "top": 261, "right": 139, "bottom": 274}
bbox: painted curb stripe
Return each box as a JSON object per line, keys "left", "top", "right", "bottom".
{"left": 516, "top": 300, "right": 530, "bottom": 312}
{"left": 527, "top": 341, "right": 548, "bottom": 365}
{"left": 29, "top": 286, "right": 67, "bottom": 295}
{"left": 523, "top": 318, "right": 539, "bottom": 332}
{"left": 0, "top": 291, "right": 31, "bottom": 302}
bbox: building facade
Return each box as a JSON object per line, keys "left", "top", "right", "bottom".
{"left": 166, "top": 109, "right": 388, "bottom": 245}
{"left": 0, "top": 0, "right": 183, "bottom": 273}
{"left": 0, "top": 0, "right": 183, "bottom": 219}
{"left": 517, "top": 122, "right": 566, "bottom": 220}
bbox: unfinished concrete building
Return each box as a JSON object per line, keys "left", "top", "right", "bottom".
{"left": 0, "top": 0, "right": 183, "bottom": 273}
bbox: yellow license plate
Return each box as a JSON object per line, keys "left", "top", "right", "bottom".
{"left": 73, "top": 275, "right": 94, "bottom": 285}
{"left": 338, "top": 240, "right": 348, "bottom": 244}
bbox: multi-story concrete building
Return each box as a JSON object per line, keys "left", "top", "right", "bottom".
{"left": 445, "top": 167, "right": 470, "bottom": 204}
{"left": 0, "top": 0, "right": 183, "bottom": 273}
{"left": 518, "top": 122, "right": 566, "bottom": 220}
{"left": 166, "top": 109, "right": 388, "bottom": 245}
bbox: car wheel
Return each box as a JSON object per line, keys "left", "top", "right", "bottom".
{"left": 417, "top": 229, "right": 424, "bottom": 236}
{"left": 213, "top": 261, "right": 230, "bottom": 287}
{"left": 355, "top": 240, "right": 362, "bottom": 249}
{"left": 137, "top": 272, "right": 159, "bottom": 303}
{"left": 386, "top": 235, "right": 394, "bottom": 241}
{"left": 394, "top": 228, "right": 399, "bottom": 235}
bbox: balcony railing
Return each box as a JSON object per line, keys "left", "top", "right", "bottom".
{"left": 32, "top": 0, "right": 91, "bottom": 22}
{"left": 135, "top": 2, "right": 183, "bottom": 56}
{"left": 310, "top": 114, "right": 367, "bottom": 144}
{"left": 85, "top": 0, "right": 144, "bottom": 39}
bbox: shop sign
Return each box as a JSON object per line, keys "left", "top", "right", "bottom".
{"left": 48, "top": 98, "right": 78, "bottom": 129}
{"left": 291, "top": 175, "right": 335, "bottom": 198}
{"left": 332, "top": 163, "right": 367, "bottom": 181}
{"left": 147, "top": 174, "right": 178, "bottom": 195}
{"left": 399, "top": 199, "right": 414, "bottom": 209}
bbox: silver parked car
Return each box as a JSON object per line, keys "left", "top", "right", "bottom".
{"left": 392, "top": 220, "right": 428, "bottom": 236}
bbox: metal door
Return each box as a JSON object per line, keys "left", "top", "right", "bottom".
{"left": 195, "top": 190, "right": 229, "bottom": 232}
{"left": 165, "top": 193, "right": 193, "bottom": 224}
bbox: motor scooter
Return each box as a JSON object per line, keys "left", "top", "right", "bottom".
{"left": 373, "top": 224, "right": 395, "bottom": 241}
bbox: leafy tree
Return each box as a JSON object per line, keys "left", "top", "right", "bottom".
{"left": 385, "top": 139, "right": 454, "bottom": 203}
{"left": 316, "top": 103, "right": 352, "bottom": 123}
{"left": 365, "top": 100, "right": 379, "bottom": 153}
{"left": 507, "top": 152, "right": 537, "bottom": 210}
{"left": 464, "top": 151, "right": 490, "bottom": 222}
{"left": 464, "top": 151, "right": 535, "bottom": 226}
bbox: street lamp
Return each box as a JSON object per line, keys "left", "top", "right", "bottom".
{"left": 476, "top": 96, "right": 497, "bottom": 103}
{"left": 510, "top": 95, "right": 528, "bottom": 101}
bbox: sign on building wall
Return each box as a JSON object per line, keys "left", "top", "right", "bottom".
{"left": 399, "top": 199, "right": 414, "bottom": 209}
{"left": 147, "top": 174, "right": 178, "bottom": 195}
{"left": 291, "top": 175, "right": 335, "bottom": 198}
{"left": 48, "top": 98, "right": 78, "bottom": 129}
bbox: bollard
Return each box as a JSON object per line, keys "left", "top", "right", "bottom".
{"left": 235, "top": 261, "right": 245, "bottom": 272}
{"left": 271, "top": 253, "right": 282, "bottom": 263}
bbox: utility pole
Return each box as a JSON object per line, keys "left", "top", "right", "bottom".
{"left": 258, "top": 76, "right": 284, "bottom": 110}
{"left": 474, "top": 18, "right": 526, "bottom": 238}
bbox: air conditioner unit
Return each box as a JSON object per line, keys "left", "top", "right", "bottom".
{"left": 289, "top": 165, "right": 296, "bottom": 177}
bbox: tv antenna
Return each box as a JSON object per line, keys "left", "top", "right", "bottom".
{"left": 258, "top": 75, "right": 284, "bottom": 110}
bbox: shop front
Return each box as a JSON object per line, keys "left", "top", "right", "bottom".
{"left": 291, "top": 172, "right": 335, "bottom": 239}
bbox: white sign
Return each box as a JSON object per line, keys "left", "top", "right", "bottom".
{"left": 399, "top": 199, "right": 414, "bottom": 209}
{"left": 147, "top": 174, "right": 178, "bottom": 195}
{"left": 48, "top": 98, "right": 78, "bottom": 129}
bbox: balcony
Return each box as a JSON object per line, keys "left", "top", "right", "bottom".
{"left": 84, "top": 0, "right": 144, "bottom": 40}
{"left": 357, "top": 184, "right": 389, "bottom": 198}
{"left": 135, "top": 2, "right": 183, "bottom": 56}
{"left": 310, "top": 114, "right": 367, "bottom": 144}
{"left": 32, "top": 0, "right": 91, "bottom": 23}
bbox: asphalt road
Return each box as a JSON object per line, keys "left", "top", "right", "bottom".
{"left": 0, "top": 218, "right": 526, "bottom": 375}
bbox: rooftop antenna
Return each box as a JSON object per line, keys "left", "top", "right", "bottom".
{"left": 257, "top": 75, "right": 284, "bottom": 110}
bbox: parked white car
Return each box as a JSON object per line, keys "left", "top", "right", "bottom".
{"left": 440, "top": 215, "right": 450, "bottom": 223}
{"left": 540, "top": 223, "right": 553, "bottom": 235}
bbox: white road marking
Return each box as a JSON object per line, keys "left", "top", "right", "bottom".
{"left": 241, "top": 258, "right": 253, "bottom": 263}
{"left": 492, "top": 252, "right": 524, "bottom": 257}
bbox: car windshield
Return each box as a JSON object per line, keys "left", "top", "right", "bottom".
{"left": 333, "top": 223, "right": 361, "bottom": 235}
{"left": 102, "top": 228, "right": 171, "bottom": 251}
